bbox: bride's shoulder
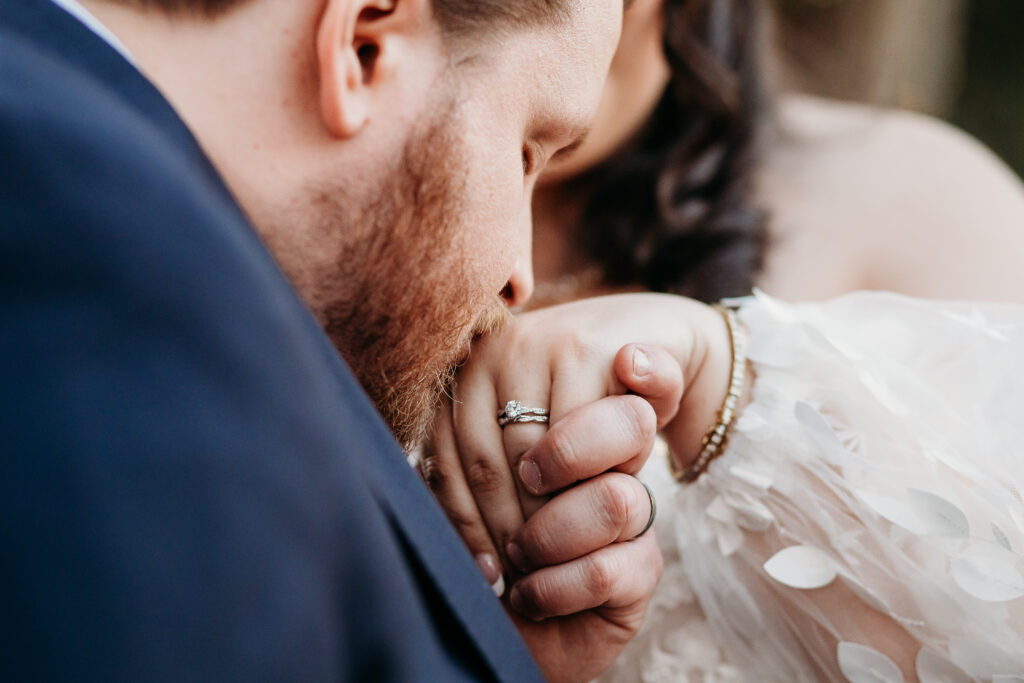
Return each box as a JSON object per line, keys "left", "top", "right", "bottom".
{"left": 766, "top": 94, "right": 1022, "bottom": 214}
{"left": 759, "top": 94, "right": 1024, "bottom": 302}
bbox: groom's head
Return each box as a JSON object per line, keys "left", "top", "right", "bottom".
{"left": 87, "top": 0, "right": 622, "bottom": 445}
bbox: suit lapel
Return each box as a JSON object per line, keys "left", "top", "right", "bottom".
{"left": 360, "top": 444, "right": 544, "bottom": 683}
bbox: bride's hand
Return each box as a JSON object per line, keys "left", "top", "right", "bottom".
{"left": 420, "top": 293, "right": 734, "bottom": 682}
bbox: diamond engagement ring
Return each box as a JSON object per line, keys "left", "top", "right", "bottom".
{"left": 497, "top": 400, "right": 550, "bottom": 427}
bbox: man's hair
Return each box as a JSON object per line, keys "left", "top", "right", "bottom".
{"left": 116, "top": 0, "right": 569, "bottom": 33}
{"left": 431, "top": 0, "right": 570, "bottom": 35}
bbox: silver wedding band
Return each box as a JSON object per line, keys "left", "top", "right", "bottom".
{"left": 497, "top": 400, "right": 550, "bottom": 428}
{"left": 634, "top": 481, "right": 657, "bottom": 540}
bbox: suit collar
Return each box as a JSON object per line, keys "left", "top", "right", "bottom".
{"left": 2, "top": 0, "right": 211, "bottom": 166}
{"left": 359, "top": 444, "right": 544, "bottom": 683}
{"left": 321, "top": 360, "right": 542, "bottom": 682}
{"left": 48, "top": 0, "right": 136, "bottom": 65}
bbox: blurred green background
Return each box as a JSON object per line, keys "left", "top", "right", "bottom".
{"left": 773, "top": 0, "right": 1024, "bottom": 176}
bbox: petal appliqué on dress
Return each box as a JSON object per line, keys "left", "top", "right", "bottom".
{"left": 763, "top": 546, "right": 837, "bottom": 590}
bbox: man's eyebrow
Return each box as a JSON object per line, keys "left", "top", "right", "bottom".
{"left": 552, "top": 125, "right": 592, "bottom": 160}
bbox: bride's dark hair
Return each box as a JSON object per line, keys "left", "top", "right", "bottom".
{"left": 568, "top": 0, "right": 770, "bottom": 302}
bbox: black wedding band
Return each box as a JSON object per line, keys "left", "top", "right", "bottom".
{"left": 633, "top": 480, "right": 657, "bottom": 540}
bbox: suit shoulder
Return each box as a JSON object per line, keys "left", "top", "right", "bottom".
{"left": 1, "top": 29, "right": 273, "bottom": 302}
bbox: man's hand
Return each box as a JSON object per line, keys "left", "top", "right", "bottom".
{"left": 422, "top": 344, "right": 677, "bottom": 681}
{"left": 421, "top": 294, "right": 733, "bottom": 682}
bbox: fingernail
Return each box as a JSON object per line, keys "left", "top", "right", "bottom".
{"left": 633, "top": 346, "right": 651, "bottom": 377}
{"left": 474, "top": 553, "right": 505, "bottom": 597}
{"left": 518, "top": 458, "right": 542, "bottom": 493}
{"left": 508, "top": 585, "right": 525, "bottom": 612}
{"left": 509, "top": 585, "right": 543, "bottom": 622}
{"left": 506, "top": 541, "right": 530, "bottom": 573}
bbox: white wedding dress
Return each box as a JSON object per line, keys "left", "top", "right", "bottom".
{"left": 599, "top": 291, "right": 1024, "bottom": 683}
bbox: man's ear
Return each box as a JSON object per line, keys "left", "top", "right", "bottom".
{"left": 316, "top": 0, "right": 432, "bottom": 139}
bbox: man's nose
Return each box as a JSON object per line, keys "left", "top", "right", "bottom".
{"left": 501, "top": 211, "right": 535, "bottom": 309}
{"left": 502, "top": 254, "right": 535, "bottom": 309}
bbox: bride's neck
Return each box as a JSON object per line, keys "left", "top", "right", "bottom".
{"left": 531, "top": 183, "right": 591, "bottom": 285}
{"left": 530, "top": 184, "right": 644, "bottom": 308}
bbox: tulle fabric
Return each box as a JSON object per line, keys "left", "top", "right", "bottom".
{"left": 600, "top": 291, "right": 1024, "bottom": 682}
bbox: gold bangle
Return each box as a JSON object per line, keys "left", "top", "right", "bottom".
{"left": 669, "top": 303, "right": 748, "bottom": 484}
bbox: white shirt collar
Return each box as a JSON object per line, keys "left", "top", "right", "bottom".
{"left": 50, "top": 0, "right": 137, "bottom": 66}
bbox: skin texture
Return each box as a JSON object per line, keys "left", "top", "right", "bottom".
{"left": 87, "top": 0, "right": 621, "bottom": 446}
{"left": 423, "top": 295, "right": 740, "bottom": 681}
{"left": 426, "top": 293, "right": 733, "bottom": 535}
{"left": 79, "top": 1, "right": 679, "bottom": 680}
{"left": 757, "top": 94, "right": 1024, "bottom": 302}
{"left": 431, "top": 3, "right": 1024, "bottom": 682}
{"left": 421, "top": 293, "right": 741, "bottom": 683}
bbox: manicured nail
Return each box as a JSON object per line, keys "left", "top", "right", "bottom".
{"left": 633, "top": 346, "right": 651, "bottom": 377}
{"left": 518, "top": 458, "right": 542, "bottom": 493}
{"left": 474, "top": 553, "right": 505, "bottom": 597}
{"left": 506, "top": 541, "right": 530, "bottom": 573}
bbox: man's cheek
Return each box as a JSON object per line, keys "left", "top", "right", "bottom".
{"left": 455, "top": 182, "right": 522, "bottom": 293}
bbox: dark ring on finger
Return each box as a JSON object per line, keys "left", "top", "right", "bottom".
{"left": 633, "top": 480, "right": 656, "bottom": 540}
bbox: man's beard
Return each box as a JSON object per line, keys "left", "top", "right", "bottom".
{"left": 302, "top": 110, "right": 510, "bottom": 449}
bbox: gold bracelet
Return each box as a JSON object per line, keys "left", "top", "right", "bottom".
{"left": 669, "top": 303, "right": 748, "bottom": 484}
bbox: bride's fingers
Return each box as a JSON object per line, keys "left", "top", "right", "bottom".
{"left": 496, "top": 372, "right": 553, "bottom": 521}
{"left": 517, "top": 394, "right": 657, "bottom": 497}
{"left": 452, "top": 367, "right": 528, "bottom": 571}
{"left": 420, "top": 398, "right": 506, "bottom": 595}
{"left": 507, "top": 533, "right": 662, "bottom": 621}
{"left": 548, "top": 346, "right": 619, "bottom": 425}
{"left": 508, "top": 472, "right": 655, "bottom": 571}
{"left": 613, "top": 344, "right": 684, "bottom": 429}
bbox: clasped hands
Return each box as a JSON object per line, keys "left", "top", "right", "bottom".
{"left": 420, "top": 293, "right": 735, "bottom": 682}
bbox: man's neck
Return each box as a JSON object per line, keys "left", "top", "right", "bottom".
{"left": 79, "top": 0, "right": 323, "bottom": 221}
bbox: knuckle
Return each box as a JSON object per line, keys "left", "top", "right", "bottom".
{"left": 432, "top": 495, "right": 485, "bottom": 545}
{"left": 449, "top": 513, "right": 485, "bottom": 544}
{"left": 463, "top": 457, "right": 508, "bottom": 495}
{"left": 593, "top": 474, "right": 637, "bottom": 532}
{"left": 441, "top": 501, "right": 480, "bottom": 534}
{"left": 554, "top": 330, "right": 600, "bottom": 365}
{"left": 550, "top": 334, "right": 579, "bottom": 365}
{"left": 637, "top": 535, "right": 664, "bottom": 583}
{"left": 418, "top": 454, "right": 450, "bottom": 494}
{"left": 620, "top": 395, "right": 657, "bottom": 444}
{"left": 426, "top": 489, "right": 481, "bottom": 535}
{"left": 582, "top": 554, "right": 617, "bottom": 600}
{"left": 545, "top": 427, "right": 582, "bottom": 479}
{"left": 518, "top": 520, "right": 556, "bottom": 564}
{"left": 515, "top": 574, "right": 552, "bottom": 616}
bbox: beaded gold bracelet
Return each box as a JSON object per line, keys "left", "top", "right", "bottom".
{"left": 669, "top": 304, "right": 748, "bottom": 484}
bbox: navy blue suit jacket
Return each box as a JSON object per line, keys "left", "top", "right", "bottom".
{"left": 0, "top": 1, "right": 542, "bottom": 680}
